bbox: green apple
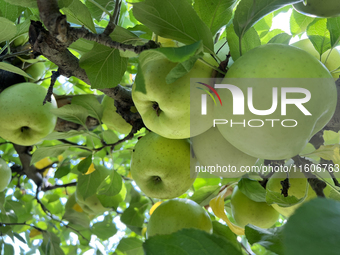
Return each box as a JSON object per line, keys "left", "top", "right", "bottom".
{"left": 132, "top": 53, "right": 217, "bottom": 139}
{"left": 101, "top": 95, "right": 133, "bottom": 134}
{"left": 191, "top": 127, "right": 258, "bottom": 178}
{"left": 0, "top": 83, "right": 57, "bottom": 146}
{"left": 13, "top": 33, "right": 29, "bottom": 47}
{"left": 26, "top": 62, "right": 45, "bottom": 81}
{"left": 294, "top": 0, "right": 340, "bottom": 18}
{"left": 0, "top": 158, "right": 11, "bottom": 192}
{"left": 231, "top": 185, "right": 280, "bottom": 228}
{"left": 292, "top": 39, "right": 340, "bottom": 79}
{"left": 215, "top": 44, "right": 337, "bottom": 160}
{"left": 146, "top": 198, "right": 213, "bottom": 237}
{"left": 130, "top": 132, "right": 196, "bottom": 199}
{"left": 266, "top": 170, "right": 332, "bottom": 217}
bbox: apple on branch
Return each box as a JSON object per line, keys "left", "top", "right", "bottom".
{"left": 191, "top": 126, "right": 258, "bottom": 178}
{"left": 146, "top": 199, "right": 213, "bottom": 237}
{"left": 130, "top": 132, "right": 196, "bottom": 199}
{"left": 215, "top": 44, "right": 337, "bottom": 160}
{"left": 132, "top": 53, "right": 217, "bottom": 139}
{"left": 231, "top": 185, "right": 280, "bottom": 228}
{"left": 0, "top": 83, "right": 57, "bottom": 146}
{"left": 291, "top": 39, "right": 340, "bottom": 79}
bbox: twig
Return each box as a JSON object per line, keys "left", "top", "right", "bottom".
{"left": 0, "top": 222, "right": 46, "bottom": 233}
{"left": 41, "top": 182, "right": 77, "bottom": 191}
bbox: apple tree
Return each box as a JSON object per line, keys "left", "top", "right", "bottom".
{"left": 0, "top": 0, "right": 340, "bottom": 254}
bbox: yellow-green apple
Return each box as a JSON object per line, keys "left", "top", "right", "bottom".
{"left": 215, "top": 44, "right": 337, "bottom": 160}
{"left": 292, "top": 39, "right": 340, "bottom": 79}
{"left": 132, "top": 53, "right": 217, "bottom": 139}
{"left": 13, "top": 33, "right": 29, "bottom": 46}
{"left": 0, "top": 158, "right": 11, "bottom": 192}
{"left": 101, "top": 95, "right": 133, "bottom": 134}
{"left": 191, "top": 127, "right": 258, "bottom": 178}
{"left": 130, "top": 132, "right": 196, "bottom": 199}
{"left": 231, "top": 185, "right": 280, "bottom": 228}
{"left": 146, "top": 199, "right": 213, "bottom": 237}
{"left": 75, "top": 182, "right": 126, "bottom": 215}
{"left": 26, "top": 62, "right": 45, "bottom": 81}
{"left": 266, "top": 170, "right": 332, "bottom": 217}
{"left": 294, "top": 0, "right": 340, "bottom": 18}
{"left": 0, "top": 83, "right": 57, "bottom": 146}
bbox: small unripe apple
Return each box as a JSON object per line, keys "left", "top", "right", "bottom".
{"left": 231, "top": 185, "right": 280, "bottom": 228}
{"left": 26, "top": 62, "right": 45, "bottom": 81}
{"left": 146, "top": 199, "right": 213, "bottom": 237}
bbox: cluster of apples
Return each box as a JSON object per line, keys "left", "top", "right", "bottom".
{"left": 125, "top": 31, "right": 339, "bottom": 234}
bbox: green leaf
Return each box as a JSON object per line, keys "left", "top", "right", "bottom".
{"left": 50, "top": 104, "right": 89, "bottom": 126}
{"left": 97, "top": 170, "right": 123, "bottom": 196}
{"left": 233, "top": 0, "right": 299, "bottom": 39}
{"left": 31, "top": 144, "right": 76, "bottom": 165}
{"left": 77, "top": 155, "right": 92, "bottom": 174}
{"left": 0, "top": 62, "right": 31, "bottom": 79}
{"left": 290, "top": 9, "right": 314, "bottom": 36}
{"left": 3, "top": 243, "right": 15, "bottom": 255}
{"left": 254, "top": 13, "right": 274, "bottom": 39}
{"left": 212, "top": 221, "right": 241, "bottom": 251}
{"left": 143, "top": 229, "right": 243, "bottom": 255}
{"left": 190, "top": 185, "right": 221, "bottom": 206}
{"left": 120, "top": 200, "right": 148, "bottom": 234}
{"left": 62, "top": 0, "right": 96, "bottom": 33}
{"left": 327, "top": 17, "right": 340, "bottom": 47}
{"left": 77, "top": 169, "right": 103, "bottom": 200}
{"left": 283, "top": 198, "right": 340, "bottom": 255}
{"left": 266, "top": 185, "right": 307, "bottom": 207}
{"left": 54, "top": 165, "right": 71, "bottom": 179}
{"left": 116, "top": 237, "right": 144, "bottom": 255}
{"left": 165, "top": 55, "right": 201, "bottom": 84}
{"left": 132, "top": 0, "right": 214, "bottom": 53}
{"left": 307, "top": 18, "right": 331, "bottom": 55}
{"left": 238, "top": 178, "right": 267, "bottom": 202}
{"left": 92, "top": 216, "right": 117, "bottom": 240}
{"left": 79, "top": 43, "right": 128, "bottom": 89}
{"left": 3, "top": 0, "right": 37, "bottom": 8}
{"left": 267, "top": 32, "right": 292, "bottom": 44}
{"left": 246, "top": 225, "right": 284, "bottom": 255}
{"left": 85, "top": 0, "right": 115, "bottom": 21}
{"left": 72, "top": 95, "right": 103, "bottom": 121}
{"left": 0, "top": 0, "right": 24, "bottom": 22}
{"left": 193, "top": 0, "right": 237, "bottom": 36}
{"left": 226, "top": 25, "right": 261, "bottom": 60}
{"left": 62, "top": 209, "right": 91, "bottom": 228}
{"left": 42, "top": 231, "right": 65, "bottom": 255}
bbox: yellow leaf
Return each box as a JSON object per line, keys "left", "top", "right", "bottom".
{"left": 149, "top": 201, "right": 162, "bottom": 216}
{"left": 34, "top": 157, "right": 52, "bottom": 169}
{"left": 73, "top": 203, "right": 83, "bottom": 213}
{"left": 127, "top": 171, "right": 133, "bottom": 179}
{"left": 85, "top": 163, "right": 96, "bottom": 175}
{"left": 29, "top": 228, "right": 42, "bottom": 238}
{"left": 58, "top": 155, "right": 64, "bottom": 162}
{"left": 303, "top": 144, "right": 340, "bottom": 165}
{"left": 209, "top": 187, "right": 245, "bottom": 236}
